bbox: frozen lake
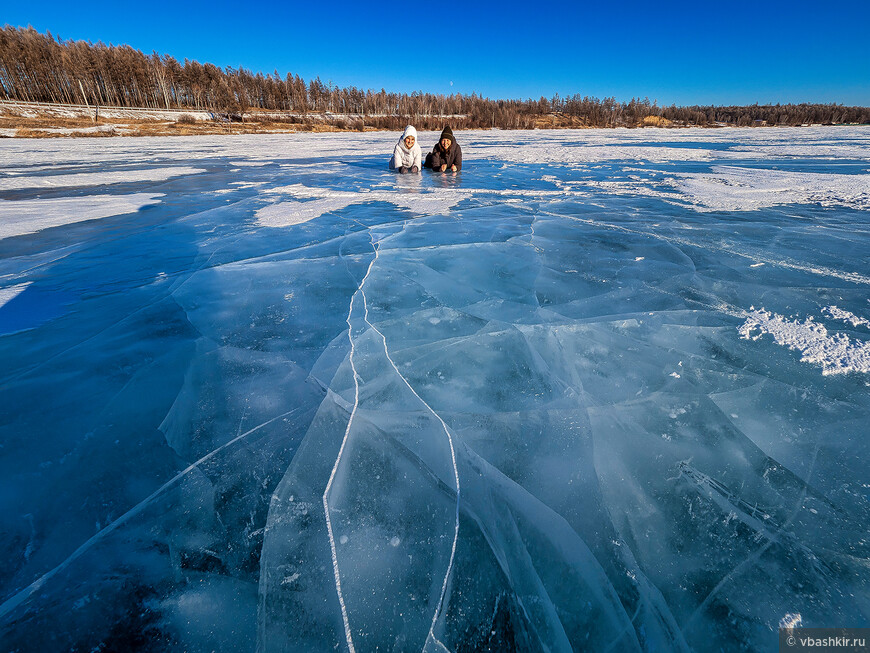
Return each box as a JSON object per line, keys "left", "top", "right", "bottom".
{"left": 1, "top": 127, "right": 869, "bottom": 652}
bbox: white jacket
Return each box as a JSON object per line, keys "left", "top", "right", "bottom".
{"left": 390, "top": 125, "right": 422, "bottom": 170}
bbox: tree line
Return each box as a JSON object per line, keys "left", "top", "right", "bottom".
{"left": 2, "top": 26, "right": 868, "bottom": 129}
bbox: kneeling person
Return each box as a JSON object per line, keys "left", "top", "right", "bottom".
{"left": 424, "top": 126, "right": 462, "bottom": 172}
{"left": 390, "top": 125, "right": 421, "bottom": 173}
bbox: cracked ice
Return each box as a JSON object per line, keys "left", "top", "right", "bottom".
{"left": 1, "top": 127, "right": 869, "bottom": 653}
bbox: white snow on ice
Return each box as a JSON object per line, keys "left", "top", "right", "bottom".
{"left": 779, "top": 613, "right": 803, "bottom": 630}
{"left": 256, "top": 184, "right": 470, "bottom": 227}
{"left": 1, "top": 123, "right": 868, "bottom": 173}
{"left": 543, "top": 165, "right": 870, "bottom": 214}
{"left": 0, "top": 167, "right": 205, "bottom": 191}
{"left": 739, "top": 308, "right": 870, "bottom": 375}
{"left": 0, "top": 194, "right": 164, "bottom": 239}
{"left": 0, "top": 282, "right": 31, "bottom": 307}
{"left": 24, "top": 125, "right": 123, "bottom": 136}
{"left": 673, "top": 166, "right": 870, "bottom": 212}
{"left": 472, "top": 140, "right": 718, "bottom": 165}
{"left": 823, "top": 306, "right": 870, "bottom": 329}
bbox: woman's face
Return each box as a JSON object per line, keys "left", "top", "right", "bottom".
{"left": 404, "top": 135, "right": 415, "bottom": 148}
{"left": 440, "top": 137, "right": 452, "bottom": 150}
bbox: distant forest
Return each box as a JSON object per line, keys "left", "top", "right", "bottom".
{"left": 2, "top": 26, "right": 869, "bottom": 129}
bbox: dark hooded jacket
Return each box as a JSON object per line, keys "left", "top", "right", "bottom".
{"left": 425, "top": 126, "right": 462, "bottom": 171}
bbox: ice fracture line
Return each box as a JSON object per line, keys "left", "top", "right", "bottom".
{"left": 545, "top": 210, "right": 870, "bottom": 287}
{"left": 321, "top": 233, "right": 382, "bottom": 653}
{"left": 682, "top": 441, "right": 821, "bottom": 637}
{"left": 0, "top": 407, "right": 301, "bottom": 620}
{"left": 358, "top": 231, "right": 461, "bottom": 652}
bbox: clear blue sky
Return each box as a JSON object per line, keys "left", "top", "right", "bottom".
{"left": 4, "top": 0, "right": 869, "bottom": 106}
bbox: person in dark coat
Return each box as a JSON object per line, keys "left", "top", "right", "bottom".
{"left": 424, "top": 126, "right": 462, "bottom": 172}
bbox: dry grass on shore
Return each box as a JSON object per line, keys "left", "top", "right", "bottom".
{"left": 0, "top": 111, "right": 385, "bottom": 138}
{"left": 1, "top": 107, "right": 682, "bottom": 138}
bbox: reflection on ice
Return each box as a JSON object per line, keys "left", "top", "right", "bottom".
{"left": 1, "top": 127, "right": 869, "bottom": 652}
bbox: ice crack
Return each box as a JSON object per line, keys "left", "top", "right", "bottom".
{"left": 0, "top": 407, "right": 301, "bottom": 621}
{"left": 324, "top": 228, "right": 462, "bottom": 652}
{"left": 362, "top": 284, "right": 461, "bottom": 652}
{"left": 321, "top": 237, "right": 381, "bottom": 653}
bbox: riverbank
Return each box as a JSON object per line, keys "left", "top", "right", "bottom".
{"left": 0, "top": 100, "right": 383, "bottom": 138}
{"left": 2, "top": 100, "right": 855, "bottom": 139}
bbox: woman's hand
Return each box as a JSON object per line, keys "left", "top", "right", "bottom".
{"left": 440, "top": 164, "right": 447, "bottom": 172}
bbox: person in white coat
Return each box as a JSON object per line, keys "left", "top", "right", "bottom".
{"left": 389, "top": 125, "right": 422, "bottom": 173}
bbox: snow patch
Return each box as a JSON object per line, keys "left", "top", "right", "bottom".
{"left": 256, "top": 184, "right": 469, "bottom": 227}
{"left": 0, "top": 193, "right": 164, "bottom": 239}
{"left": 472, "top": 138, "right": 716, "bottom": 165}
{"left": 779, "top": 613, "right": 803, "bottom": 629}
{"left": 823, "top": 306, "right": 870, "bottom": 329}
{"left": 0, "top": 167, "right": 205, "bottom": 191}
{"left": 26, "top": 125, "right": 121, "bottom": 135}
{"left": 674, "top": 166, "right": 870, "bottom": 212}
{"left": 739, "top": 308, "right": 870, "bottom": 375}
{"left": 0, "top": 282, "right": 31, "bottom": 307}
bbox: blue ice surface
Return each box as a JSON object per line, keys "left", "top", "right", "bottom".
{"left": 0, "top": 127, "right": 869, "bottom": 652}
